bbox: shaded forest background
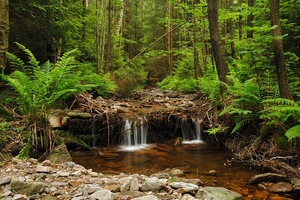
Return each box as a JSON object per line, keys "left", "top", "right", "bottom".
{"left": 0, "top": 0, "right": 300, "bottom": 166}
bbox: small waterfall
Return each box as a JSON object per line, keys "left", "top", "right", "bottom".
{"left": 181, "top": 118, "right": 203, "bottom": 144}
{"left": 120, "top": 117, "right": 149, "bottom": 151}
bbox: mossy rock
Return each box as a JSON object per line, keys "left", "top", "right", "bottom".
{"left": 46, "top": 143, "right": 72, "bottom": 164}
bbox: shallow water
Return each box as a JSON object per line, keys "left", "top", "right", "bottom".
{"left": 71, "top": 142, "right": 261, "bottom": 194}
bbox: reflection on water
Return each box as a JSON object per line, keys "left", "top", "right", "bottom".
{"left": 71, "top": 143, "right": 260, "bottom": 188}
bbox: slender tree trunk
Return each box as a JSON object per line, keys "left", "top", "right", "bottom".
{"left": 238, "top": 0, "right": 243, "bottom": 59}
{"left": 207, "top": 0, "right": 229, "bottom": 93}
{"left": 0, "top": 0, "right": 9, "bottom": 68}
{"left": 167, "top": 0, "right": 173, "bottom": 76}
{"left": 229, "top": 0, "right": 236, "bottom": 59}
{"left": 193, "top": 0, "right": 202, "bottom": 78}
{"left": 247, "top": 0, "right": 254, "bottom": 39}
{"left": 104, "top": 0, "right": 113, "bottom": 73}
{"left": 270, "top": 0, "right": 293, "bottom": 99}
{"left": 116, "top": 0, "right": 127, "bottom": 36}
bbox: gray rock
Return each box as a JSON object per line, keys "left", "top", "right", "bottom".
{"left": 57, "top": 171, "right": 70, "bottom": 177}
{"left": 12, "top": 194, "right": 29, "bottom": 200}
{"left": 249, "top": 173, "right": 289, "bottom": 184}
{"left": 46, "top": 143, "right": 72, "bottom": 164}
{"left": 267, "top": 182, "right": 293, "bottom": 193}
{"left": 89, "top": 188, "right": 115, "bottom": 200}
{"left": 77, "top": 184, "right": 102, "bottom": 194}
{"left": 0, "top": 176, "right": 12, "bottom": 185}
{"left": 195, "top": 186, "right": 242, "bottom": 200}
{"left": 131, "top": 195, "right": 159, "bottom": 200}
{"left": 36, "top": 165, "right": 51, "bottom": 173}
{"left": 27, "top": 158, "right": 38, "bottom": 165}
{"left": 118, "top": 191, "right": 145, "bottom": 199}
{"left": 11, "top": 180, "right": 47, "bottom": 196}
{"left": 42, "top": 160, "right": 51, "bottom": 166}
{"left": 181, "top": 193, "right": 197, "bottom": 200}
{"left": 120, "top": 181, "right": 131, "bottom": 192}
{"left": 169, "top": 182, "right": 199, "bottom": 191}
{"left": 130, "top": 178, "right": 139, "bottom": 191}
{"left": 141, "top": 177, "right": 163, "bottom": 192}
{"left": 50, "top": 181, "right": 69, "bottom": 187}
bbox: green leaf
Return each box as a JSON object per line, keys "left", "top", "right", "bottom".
{"left": 285, "top": 125, "right": 300, "bottom": 140}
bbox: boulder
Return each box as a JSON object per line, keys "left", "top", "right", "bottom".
{"left": 0, "top": 176, "right": 11, "bottom": 185}
{"left": 46, "top": 143, "right": 72, "bottom": 164}
{"left": 249, "top": 173, "right": 289, "bottom": 184}
{"left": 88, "top": 188, "right": 115, "bottom": 200}
{"left": 11, "top": 180, "right": 47, "bottom": 196}
{"left": 267, "top": 182, "right": 293, "bottom": 193}
{"left": 169, "top": 182, "right": 199, "bottom": 191}
{"left": 141, "top": 177, "right": 163, "bottom": 192}
{"left": 195, "top": 186, "right": 242, "bottom": 200}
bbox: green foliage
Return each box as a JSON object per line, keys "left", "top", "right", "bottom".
{"left": 114, "top": 65, "right": 148, "bottom": 97}
{"left": 1, "top": 43, "right": 99, "bottom": 153}
{"left": 261, "top": 98, "right": 300, "bottom": 140}
{"left": 157, "top": 76, "right": 199, "bottom": 93}
{"left": 204, "top": 126, "right": 228, "bottom": 135}
{"left": 84, "top": 73, "right": 117, "bottom": 98}
{"left": 198, "top": 71, "right": 222, "bottom": 103}
{"left": 220, "top": 76, "right": 261, "bottom": 134}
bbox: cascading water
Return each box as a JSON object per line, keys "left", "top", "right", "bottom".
{"left": 181, "top": 118, "right": 203, "bottom": 144}
{"left": 120, "top": 117, "right": 149, "bottom": 151}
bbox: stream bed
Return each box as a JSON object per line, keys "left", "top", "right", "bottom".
{"left": 71, "top": 142, "right": 261, "bottom": 197}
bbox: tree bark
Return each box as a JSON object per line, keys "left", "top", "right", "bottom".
{"left": 104, "top": 0, "right": 113, "bottom": 73}
{"left": 167, "top": 0, "right": 173, "bottom": 76}
{"left": 207, "top": 0, "right": 229, "bottom": 93}
{"left": 229, "top": 0, "right": 236, "bottom": 59}
{"left": 193, "top": 0, "right": 202, "bottom": 78}
{"left": 270, "top": 0, "right": 293, "bottom": 99}
{"left": 0, "top": 0, "right": 9, "bottom": 68}
{"left": 247, "top": 0, "right": 254, "bottom": 39}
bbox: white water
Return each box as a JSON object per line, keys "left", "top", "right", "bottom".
{"left": 181, "top": 118, "right": 203, "bottom": 144}
{"left": 120, "top": 117, "right": 149, "bottom": 151}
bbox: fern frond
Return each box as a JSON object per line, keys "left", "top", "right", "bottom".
{"left": 285, "top": 125, "right": 300, "bottom": 140}
{"left": 263, "top": 98, "right": 299, "bottom": 107}
{"left": 231, "top": 120, "right": 246, "bottom": 134}
{"left": 15, "top": 42, "right": 40, "bottom": 68}
{"left": 5, "top": 52, "right": 25, "bottom": 69}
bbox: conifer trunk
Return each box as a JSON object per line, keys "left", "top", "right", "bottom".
{"left": 270, "top": 0, "right": 293, "bottom": 99}
{"left": 0, "top": 0, "right": 9, "bottom": 68}
{"left": 207, "top": 0, "right": 229, "bottom": 93}
{"left": 104, "top": 0, "right": 113, "bottom": 73}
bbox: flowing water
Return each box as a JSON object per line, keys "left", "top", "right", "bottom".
{"left": 71, "top": 117, "right": 262, "bottom": 198}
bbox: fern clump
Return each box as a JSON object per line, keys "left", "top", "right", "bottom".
{"left": 158, "top": 76, "right": 199, "bottom": 93}
{"left": 219, "top": 76, "right": 262, "bottom": 134}
{"left": 261, "top": 98, "right": 300, "bottom": 140}
{"left": 1, "top": 43, "right": 112, "bottom": 154}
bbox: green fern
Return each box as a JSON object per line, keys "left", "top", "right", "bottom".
{"left": 285, "top": 125, "right": 300, "bottom": 140}
{"left": 219, "top": 76, "right": 261, "bottom": 134}
{"left": 1, "top": 44, "right": 113, "bottom": 154}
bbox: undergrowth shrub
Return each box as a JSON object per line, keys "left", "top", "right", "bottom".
{"left": 261, "top": 98, "right": 300, "bottom": 140}
{"left": 219, "top": 76, "right": 262, "bottom": 134}
{"left": 157, "top": 76, "right": 199, "bottom": 93}
{"left": 198, "top": 72, "right": 222, "bottom": 104}
{"left": 1, "top": 43, "right": 115, "bottom": 156}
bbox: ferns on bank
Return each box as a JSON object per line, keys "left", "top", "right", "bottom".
{"left": 1, "top": 43, "right": 116, "bottom": 153}
{"left": 261, "top": 98, "right": 300, "bottom": 140}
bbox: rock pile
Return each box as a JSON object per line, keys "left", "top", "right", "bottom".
{"left": 0, "top": 158, "right": 242, "bottom": 200}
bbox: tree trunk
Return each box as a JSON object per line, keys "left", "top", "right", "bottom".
{"left": 193, "top": 0, "right": 202, "bottom": 78}
{"left": 247, "top": 0, "right": 254, "bottom": 39}
{"left": 167, "top": 0, "right": 173, "bottom": 76}
{"left": 104, "top": 0, "right": 113, "bottom": 73}
{"left": 229, "top": 0, "right": 236, "bottom": 59}
{"left": 207, "top": 0, "right": 229, "bottom": 93}
{"left": 270, "top": 0, "right": 293, "bottom": 99}
{"left": 0, "top": 0, "right": 9, "bottom": 68}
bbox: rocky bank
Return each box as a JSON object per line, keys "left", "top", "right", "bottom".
{"left": 0, "top": 158, "right": 243, "bottom": 200}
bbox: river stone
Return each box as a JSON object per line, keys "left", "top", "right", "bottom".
{"left": 131, "top": 195, "right": 159, "bottom": 200}
{"left": 57, "top": 171, "right": 70, "bottom": 177}
{"left": 130, "top": 177, "right": 139, "bottom": 191}
{"left": 195, "top": 186, "right": 242, "bottom": 200}
{"left": 0, "top": 176, "right": 12, "bottom": 185}
{"left": 141, "top": 177, "right": 163, "bottom": 192}
{"left": 120, "top": 181, "right": 131, "bottom": 192}
{"left": 12, "top": 194, "right": 29, "bottom": 200}
{"left": 169, "top": 182, "right": 199, "bottom": 191}
{"left": 88, "top": 188, "right": 115, "bottom": 200}
{"left": 267, "top": 182, "right": 293, "bottom": 193}
{"left": 36, "top": 165, "right": 51, "bottom": 173}
{"left": 11, "top": 180, "right": 47, "bottom": 196}
{"left": 181, "top": 193, "right": 197, "bottom": 200}
{"left": 118, "top": 191, "right": 145, "bottom": 199}
{"left": 46, "top": 143, "right": 72, "bottom": 164}
{"left": 77, "top": 184, "right": 102, "bottom": 194}
{"left": 249, "top": 173, "right": 289, "bottom": 184}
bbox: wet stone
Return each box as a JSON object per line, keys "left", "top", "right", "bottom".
{"left": 267, "top": 182, "right": 293, "bottom": 193}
